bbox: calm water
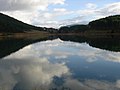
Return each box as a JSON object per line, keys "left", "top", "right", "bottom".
{"left": 0, "top": 38, "right": 120, "bottom": 90}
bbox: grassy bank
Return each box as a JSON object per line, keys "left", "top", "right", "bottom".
{"left": 52, "top": 30, "right": 120, "bottom": 38}
{"left": 0, "top": 31, "right": 50, "bottom": 40}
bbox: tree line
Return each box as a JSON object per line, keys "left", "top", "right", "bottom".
{"left": 59, "top": 15, "right": 120, "bottom": 33}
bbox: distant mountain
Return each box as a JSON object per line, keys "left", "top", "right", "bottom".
{"left": 0, "top": 13, "right": 43, "bottom": 33}
{"left": 59, "top": 25, "right": 88, "bottom": 33}
{"left": 89, "top": 15, "right": 120, "bottom": 32}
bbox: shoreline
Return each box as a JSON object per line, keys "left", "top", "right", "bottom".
{"left": 0, "top": 31, "right": 120, "bottom": 39}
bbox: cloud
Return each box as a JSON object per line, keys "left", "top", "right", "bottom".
{"left": 1, "top": 1, "right": 120, "bottom": 28}
{"left": 31, "top": 8, "right": 74, "bottom": 28}
{"left": 59, "top": 16, "right": 89, "bottom": 27}
{"left": 60, "top": 2, "right": 120, "bottom": 27}
{"left": 0, "top": 0, "right": 66, "bottom": 25}
{"left": 0, "top": 0, "right": 65, "bottom": 11}
{"left": 76, "top": 2, "right": 120, "bottom": 22}
{"left": 86, "top": 3, "right": 97, "bottom": 9}
{"left": 54, "top": 8, "right": 67, "bottom": 12}
{"left": 45, "top": 2, "right": 120, "bottom": 28}
{"left": 97, "top": 2, "right": 120, "bottom": 16}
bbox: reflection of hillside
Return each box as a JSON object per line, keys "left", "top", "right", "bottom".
{"left": 59, "top": 35, "right": 120, "bottom": 52}
{"left": 2, "top": 38, "right": 120, "bottom": 90}
{"left": 0, "top": 37, "right": 49, "bottom": 58}
{"left": 0, "top": 35, "right": 120, "bottom": 59}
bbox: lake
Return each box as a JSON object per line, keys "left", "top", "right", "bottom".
{"left": 0, "top": 36, "right": 120, "bottom": 90}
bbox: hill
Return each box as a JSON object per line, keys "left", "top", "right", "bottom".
{"left": 58, "top": 15, "right": 120, "bottom": 34}
{"left": 0, "top": 13, "right": 120, "bottom": 34}
{"left": 58, "top": 25, "right": 88, "bottom": 33}
{"left": 0, "top": 13, "right": 43, "bottom": 33}
{"left": 88, "top": 15, "right": 120, "bottom": 32}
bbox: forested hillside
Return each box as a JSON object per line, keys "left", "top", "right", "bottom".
{"left": 0, "top": 12, "right": 120, "bottom": 34}
{"left": 59, "top": 25, "right": 88, "bottom": 33}
{"left": 0, "top": 13, "right": 43, "bottom": 33}
{"left": 89, "top": 15, "right": 120, "bottom": 32}
{"left": 59, "top": 15, "right": 120, "bottom": 33}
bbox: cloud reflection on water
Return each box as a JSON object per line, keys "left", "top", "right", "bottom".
{"left": 5, "top": 39, "right": 120, "bottom": 63}
{"left": 1, "top": 57, "right": 69, "bottom": 89}
{"left": 1, "top": 39, "right": 120, "bottom": 90}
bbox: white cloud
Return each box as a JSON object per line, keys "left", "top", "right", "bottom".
{"left": 62, "top": 2, "right": 120, "bottom": 27}
{"left": 76, "top": 2, "right": 120, "bottom": 22}
{"left": 47, "top": 2, "right": 120, "bottom": 28}
{"left": 97, "top": 2, "right": 120, "bottom": 16}
{"left": 44, "top": 13, "right": 52, "bottom": 18}
{"left": 86, "top": 3, "right": 97, "bottom": 9}
{"left": 0, "top": 0, "right": 65, "bottom": 11}
{"left": 54, "top": 8, "right": 67, "bottom": 12}
{"left": 0, "top": 0, "right": 66, "bottom": 25}
{"left": 59, "top": 16, "right": 89, "bottom": 27}
{"left": 2, "top": 10, "right": 36, "bottom": 24}
{"left": 31, "top": 8, "right": 74, "bottom": 28}
{"left": 1, "top": 1, "right": 120, "bottom": 28}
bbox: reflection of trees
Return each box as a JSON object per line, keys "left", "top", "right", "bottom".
{"left": 59, "top": 35, "right": 120, "bottom": 52}
{"left": 1, "top": 35, "right": 120, "bottom": 59}
{"left": 0, "top": 37, "right": 48, "bottom": 58}
{"left": 1, "top": 38, "right": 120, "bottom": 90}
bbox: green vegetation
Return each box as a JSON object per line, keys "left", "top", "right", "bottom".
{"left": 59, "top": 15, "right": 120, "bottom": 34}
{"left": 59, "top": 35, "right": 120, "bottom": 52}
{"left": 89, "top": 15, "right": 120, "bottom": 32}
{"left": 0, "top": 36, "right": 49, "bottom": 58}
{"left": 0, "top": 13, "right": 120, "bottom": 57}
{"left": 59, "top": 25, "right": 88, "bottom": 33}
{"left": 0, "top": 12, "right": 120, "bottom": 35}
{"left": 0, "top": 13, "right": 43, "bottom": 33}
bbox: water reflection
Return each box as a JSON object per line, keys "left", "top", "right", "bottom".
{"left": 0, "top": 37, "right": 49, "bottom": 58}
{"left": 0, "top": 39, "right": 120, "bottom": 90}
{"left": 0, "top": 57, "right": 69, "bottom": 90}
{"left": 0, "top": 35, "right": 120, "bottom": 59}
{"left": 59, "top": 35, "right": 120, "bottom": 52}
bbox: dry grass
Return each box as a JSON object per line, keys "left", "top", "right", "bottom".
{"left": 0, "top": 31, "right": 50, "bottom": 40}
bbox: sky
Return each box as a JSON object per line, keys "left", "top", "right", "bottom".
{"left": 0, "top": 0, "right": 120, "bottom": 28}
